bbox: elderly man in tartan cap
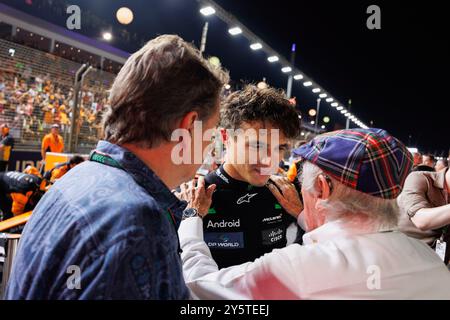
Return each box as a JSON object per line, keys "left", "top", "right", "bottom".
{"left": 178, "top": 128, "right": 450, "bottom": 299}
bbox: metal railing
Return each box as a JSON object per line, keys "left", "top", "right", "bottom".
{"left": 0, "top": 233, "right": 20, "bottom": 299}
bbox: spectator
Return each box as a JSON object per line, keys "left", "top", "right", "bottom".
{"left": 422, "top": 154, "right": 435, "bottom": 168}
{"left": 398, "top": 166, "right": 450, "bottom": 265}
{"left": 5, "top": 35, "right": 228, "bottom": 300}
{"left": 435, "top": 158, "right": 448, "bottom": 172}
{"left": 413, "top": 152, "right": 422, "bottom": 167}
{"left": 41, "top": 123, "right": 64, "bottom": 160}
{"left": 0, "top": 67, "right": 110, "bottom": 149}
{"left": 178, "top": 128, "right": 450, "bottom": 299}
{"left": 178, "top": 85, "right": 303, "bottom": 269}
{"left": 0, "top": 124, "right": 14, "bottom": 171}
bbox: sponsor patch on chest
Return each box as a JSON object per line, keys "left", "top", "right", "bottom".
{"left": 206, "top": 218, "right": 241, "bottom": 229}
{"left": 261, "top": 227, "right": 285, "bottom": 246}
{"left": 204, "top": 232, "right": 244, "bottom": 249}
{"left": 261, "top": 214, "right": 283, "bottom": 224}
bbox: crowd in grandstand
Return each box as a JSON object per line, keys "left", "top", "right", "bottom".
{"left": 0, "top": 69, "right": 107, "bottom": 146}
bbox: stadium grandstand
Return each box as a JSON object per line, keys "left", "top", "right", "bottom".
{"left": 0, "top": 2, "right": 127, "bottom": 158}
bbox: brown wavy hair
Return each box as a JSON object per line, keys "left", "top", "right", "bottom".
{"left": 220, "top": 85, "right": 301, "bottom": 139}
{"left": 103, "top": 34, "right": 229, "bottom": 148}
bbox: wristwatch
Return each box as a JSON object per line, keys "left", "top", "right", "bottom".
{"left": 182, "top": 207, "right": 200, "bottom": 220}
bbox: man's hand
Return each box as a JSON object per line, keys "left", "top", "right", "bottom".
{"left": 174, "top": 176, "right": 216, "bottom": 218}
{"left": 267, "top": 175, "right": 303, "bottom": 218}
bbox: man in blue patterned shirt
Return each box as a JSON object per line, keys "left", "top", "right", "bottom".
{"left": 4, "top": 35, "right": 228, "bottom": 299}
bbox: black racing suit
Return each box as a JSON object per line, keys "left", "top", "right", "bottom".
{"left": 203, "top": 165, "right": 304, "bottom": 268}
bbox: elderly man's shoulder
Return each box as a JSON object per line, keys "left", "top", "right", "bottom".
{"left": 281, "top": 231, "right": 441, "bottom": 272}
{"left": 272, "top": 232, "right": 450, "bottom": 298}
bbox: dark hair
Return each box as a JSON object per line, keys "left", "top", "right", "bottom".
{"left": 220, "top": 85, "right": 301, "bottom": 139}
{"left": 69, "top": 155, "right": 85, "bottom": 165}
{"left": 103, "top": 35, "right": 229, "bottom": 148}
{"left": 412, "top": 165, "right": 435, "bottom": 172}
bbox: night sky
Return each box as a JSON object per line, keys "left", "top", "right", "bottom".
{"left": 2, "top": 0, "right": 449, "bottom": 154}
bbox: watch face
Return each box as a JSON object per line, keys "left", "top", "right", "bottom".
{"left": 183, "top": 208, "right": 198, "bottom": 219}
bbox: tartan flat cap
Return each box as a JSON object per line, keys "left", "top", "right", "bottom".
{"left": 293, "top": 128, "right": 413, "bottom": 199}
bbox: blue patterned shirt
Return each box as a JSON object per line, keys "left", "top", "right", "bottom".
{"left": 5, "top": 141, "right": 189, "bottom": 299}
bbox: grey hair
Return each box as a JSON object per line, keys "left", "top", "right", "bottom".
{"left": 300, "top": 161, "right": 399, "bottom": 230}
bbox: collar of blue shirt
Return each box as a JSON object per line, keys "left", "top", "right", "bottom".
{"left": 94, "top": 140, "right": 187, "bottom": 227}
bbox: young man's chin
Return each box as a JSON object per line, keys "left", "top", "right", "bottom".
{"left": 248, "top": 168, "right": 272, "bottom": 186}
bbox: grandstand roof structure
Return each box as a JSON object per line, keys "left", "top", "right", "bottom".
{"left": 0, "top": 2, "right": 129, "bottom": 65}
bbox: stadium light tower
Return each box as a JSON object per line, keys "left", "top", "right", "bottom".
{"left": 346, "top": 99, "right": 352, "bottom": 129}
{"left": 200, "top": 22, "right": 209, "bottom": 53}
{"left": 286, "top": 43, "right": 296, "bottom": 98}
{"left": 199, "top": 6, "right": 216, "bottom": 54}
{"left": 315, "top": 98, "right": 322, "bottom": 132}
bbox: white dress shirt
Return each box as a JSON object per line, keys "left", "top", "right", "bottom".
{"left": 178, "top": 217, "right": 450, "bottom": 300}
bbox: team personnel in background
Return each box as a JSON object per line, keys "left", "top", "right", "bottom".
{"left": 41, "top": 124, "right": 64, "bottom": 160}
{"left": 178, "top": 85, "right": 303, "bottom": 268}
{"left": 0, "top": 156, "right": 84, "bottom": 222}
{"left": 43, "top": 155, "right": 85, "bottom": 184}
{"left": 0, "top": 169, "right": 44, "bottom": 220}
{"left": 178, "top": 128, "right": 450, "bottom": 299}
{"left": 5, "top": 35, "right": 228, "bottom": 299}
{"left": 0, "top": 124, "right": 14, "bottom": 172}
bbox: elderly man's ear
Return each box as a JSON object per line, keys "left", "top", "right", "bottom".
{"left": 317, "top": 174, "right": 331, "bottom": 200}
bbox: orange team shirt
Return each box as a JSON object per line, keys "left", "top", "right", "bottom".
{"left": 50, "top": 165, "right": 69, "bottom": 182}
{"left": 42, "top": 133, "right": 64, "bottom": 154}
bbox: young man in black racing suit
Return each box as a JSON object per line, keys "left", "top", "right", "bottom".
{"left": 199, "top": 85, "right": 304, "bottom": 268}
